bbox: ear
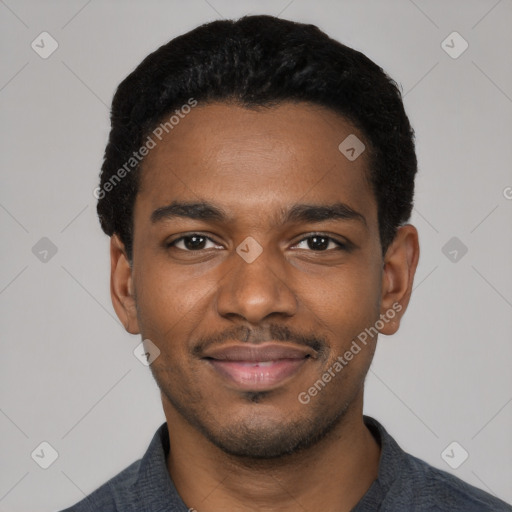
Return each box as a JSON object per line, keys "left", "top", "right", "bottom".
{"left": 379, "top": 224, "right": 420, "bottom": 335}
{"left": 110, "top": 235, "right": 140, "bottom": 334}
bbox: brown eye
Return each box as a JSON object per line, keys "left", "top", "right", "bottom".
{"left": 294, "top": 234, "right": 346, "bottom": 251}
{"left": 307, "top": 236, "right": 330, "bottom": 251}
{"left": 183, "top": 235, "right": 207, "bottom": 250}
{"left": 168, "top": 235, "right": 222, "bottom": 251}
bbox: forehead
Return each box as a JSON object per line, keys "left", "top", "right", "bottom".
{"left": 136, "top": 102, "right": 376, "bottom": 224}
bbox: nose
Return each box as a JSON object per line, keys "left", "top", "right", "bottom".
{"left": 215, "top": 246, "right": 298, "bottom": 324}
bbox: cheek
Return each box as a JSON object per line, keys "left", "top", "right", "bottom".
{"left": 297, "top": 259, "right": 382, "bottom": 340}
{"left": 299, "top": 265, "right": 381, "bottom": 396}
{"left": 132, "top": 257, "right": 211, "bottom": 342}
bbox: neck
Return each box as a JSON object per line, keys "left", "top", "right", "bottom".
{"left": 163, "top": 393, "right": 381, "bottom": 512}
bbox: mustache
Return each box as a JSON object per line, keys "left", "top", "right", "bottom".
{"left": 192, "top": 324, "right": 328, "bottom": 358}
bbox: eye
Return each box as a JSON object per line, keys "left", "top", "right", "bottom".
{"left": 167, "top": 234, "right": 223, "bottom": 251}
{"left": 293, "top": 234, "right": 346, "bottom": 251}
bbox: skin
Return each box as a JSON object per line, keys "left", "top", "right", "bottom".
{"left": 110, "top": 102, "right": 420, "bottom": 511}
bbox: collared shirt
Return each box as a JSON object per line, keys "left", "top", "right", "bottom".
{"left": 60, "top": 416, "right": 511, "bottom": 511}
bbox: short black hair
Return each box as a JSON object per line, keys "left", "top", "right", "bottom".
{"left": 96, "top": 14, "right": 417, "bottom": 261}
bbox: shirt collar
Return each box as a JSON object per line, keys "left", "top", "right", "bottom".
{"left": 133, "top": 416, "right": 404, "bottom": 510}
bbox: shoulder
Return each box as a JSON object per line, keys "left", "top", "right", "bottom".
{"left": 363, "top": 416, "right": 511, "bottom": 512}
{"left": 58, "top": 458, "right": 141, "bottom": 511}
{"left": 393, "top": 451, "right": 512, "bottom": 511}
{"left": 57, "top": 422, "right": 174, "bottom": 511}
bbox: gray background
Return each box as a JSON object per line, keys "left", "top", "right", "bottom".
{"left": 1, "top": 0, "right": 511, "bottom": 510}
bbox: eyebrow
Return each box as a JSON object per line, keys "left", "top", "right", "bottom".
{"left": 284, "top": 203, "right": 367, "bottom": 227}
{"left": 151, "top": 201, "right": 225, "bottom": 223}
{"left": 150, "top": 201, "right": 367, "bottom": 227}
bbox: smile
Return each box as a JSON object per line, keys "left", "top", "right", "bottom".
{"left": 202, "top": 342, "right": 315, "bottom": 391}
{"left": 208, "top": 358, "right": 309, "bottom": 390}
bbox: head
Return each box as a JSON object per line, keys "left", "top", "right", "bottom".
{"left": 100, "top": 15, "right": 419, "bottom": 459}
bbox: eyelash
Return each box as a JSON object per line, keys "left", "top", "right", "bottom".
{"left": 166, "top": 233, "right": 349, "bottom": 252}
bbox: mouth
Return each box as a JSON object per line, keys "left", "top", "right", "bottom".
{"left": 202, "top": 343, "right": 315, "bottom": 391}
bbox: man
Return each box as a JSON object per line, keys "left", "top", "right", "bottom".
{"left": 62, "top": 14, "right": 511, "bottom": 512}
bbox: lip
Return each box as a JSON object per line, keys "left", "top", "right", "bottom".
{"left": 202, "top": 342, "right": 315, "bottom": 391}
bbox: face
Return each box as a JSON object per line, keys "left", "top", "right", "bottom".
{"left": 111, "top": 102, "right": 417, "bottom": 459}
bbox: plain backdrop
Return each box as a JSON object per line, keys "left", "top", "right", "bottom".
{"left": 1, "top": 1, "right": 511, "bottom": 510}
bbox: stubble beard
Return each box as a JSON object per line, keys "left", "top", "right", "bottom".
{"left": 155, "top": 370, "right": 355, "bottom": 461}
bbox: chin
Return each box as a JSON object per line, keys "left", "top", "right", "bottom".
{"left": 157, "top": 370, "right": 354, "bottom": 460}
{"left": 195, "top": 401, "right": 351, "bottom": 460}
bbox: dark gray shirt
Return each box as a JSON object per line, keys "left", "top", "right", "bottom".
{"left": 60, "top": 416, "right": 511, "bottom": 511}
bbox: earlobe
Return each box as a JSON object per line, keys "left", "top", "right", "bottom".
{"left": 110, "top": 235, "right": 140, "bottom": 334}
{"left": 379, "top": 224, "right": 420, "bottom": 335}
